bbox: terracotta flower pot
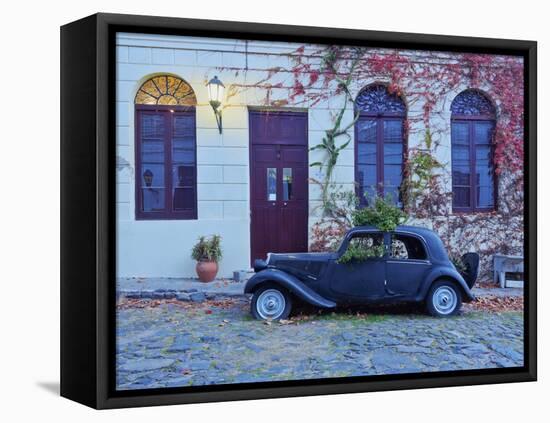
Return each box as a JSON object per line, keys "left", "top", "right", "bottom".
{"left": 196, "top": 260, "right": 219, "bottom": 282}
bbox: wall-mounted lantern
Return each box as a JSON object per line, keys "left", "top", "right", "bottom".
{"left": 206, "top": 75, "right": 225, "bottom": 134}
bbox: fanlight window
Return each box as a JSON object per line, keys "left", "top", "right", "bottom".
{"left": 355, "top": 85, "right": 407, "bottom": 115}
{"left": 135, "top": 75, "right": 197, "bottom": 106}
{"left": 354, "top": 85, "right": 406, "bottom": 207}
{"left": 451, "top": 89, "right": 495, "bottom": 116}
{"left": 451, "top": 90, "right": 496, "bottom": 212}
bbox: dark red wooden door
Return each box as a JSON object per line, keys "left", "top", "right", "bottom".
{"left": 249, "top": 111, "right": 308, "bottom": 263}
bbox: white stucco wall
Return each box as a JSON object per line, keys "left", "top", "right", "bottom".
{"left": 117, "top": 34, "right": 249, "bottom": 277}
{"left": 115, "top": 33, "right": 522, "bottom": 279}
{"left": 116, "top": 33, "right": 369, "bottom": 277}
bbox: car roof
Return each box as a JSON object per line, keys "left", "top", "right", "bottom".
{"left": 349, "top": 225, "right": 436, "bottom": 237}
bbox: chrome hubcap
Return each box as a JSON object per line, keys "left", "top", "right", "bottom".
{"left": 256, "top": 289, "right": 286, "bottom": 320}
{"left": 433, "top": 286, "right": 457, "bottom": 315}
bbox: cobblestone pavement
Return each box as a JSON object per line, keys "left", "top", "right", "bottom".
{"left": 116, "top": 299, "right": 524, "bottom": 390}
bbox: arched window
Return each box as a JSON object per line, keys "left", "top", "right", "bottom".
{"left": 451, "top": 90, "right": 496, "bottom": 212}
{"left": 355, "top": 85, "right": 406, "bottom": 206}
{"left": 135, "top": 75, "right": 197, "bottom": 220}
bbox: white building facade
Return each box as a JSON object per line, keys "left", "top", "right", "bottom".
{"left": 116, "top": 33, "right": 524, "bottom": 279}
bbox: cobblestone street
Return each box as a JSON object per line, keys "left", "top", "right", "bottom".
{"left": 116, "top": 298, "right": 524, "bottom": 390}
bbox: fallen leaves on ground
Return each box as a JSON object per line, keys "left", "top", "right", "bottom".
{"left": 117, "top": 294, "right": 523, "bottom": 315}
{"left": 466, "top": 295, "right": 523, "bottom": 312}
{"left": 117, "top": 298, "right": 194, "bottom": 310}
{"left": 116, "top": 297, "right": 243, "bottom": 310}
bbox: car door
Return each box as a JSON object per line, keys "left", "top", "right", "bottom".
{"left": 328, "top": 231, "right": 386, "bottom": 300}
{"left": 385, "top": 232, "right": 431, "bottom": 297}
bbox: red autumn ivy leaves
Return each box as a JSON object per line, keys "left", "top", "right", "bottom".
{"left": 270, "top": 46, "right": 524, "bottom": 178}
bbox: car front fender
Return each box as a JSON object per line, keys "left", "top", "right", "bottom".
{"left": 244, "top": 268, "right": 336, "bottom": 308}
{"left": 419, "top": 266, "right": 475, "bottom": 302}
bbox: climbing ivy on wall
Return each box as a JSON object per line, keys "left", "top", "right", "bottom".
{"left": 230, "top": 45, "right": 524, "bottom": 180}
{"left": 252, "top": 46, "right": 521, "bottom": 210}
{"left": 400, "top": 129, "right": 445, "bottom": 215}
{"left": 308, "top": 49, "right": 361, "bottom": 214}
{"left": 218, "top": 45, "right": 525, "bottom": 275}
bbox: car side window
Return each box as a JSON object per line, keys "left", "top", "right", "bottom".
{"left": 390, "top": 234, "right": 427, "bottom": 260}
{"left": 347, "top": 233, "right": 385, "bottom": 257}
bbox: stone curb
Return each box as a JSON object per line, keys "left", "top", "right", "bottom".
{"left": 117, "top": 287, "right": 522, "bottom": 303}
{"left": 118, "top": 288, "right": 248, "bottom": 303}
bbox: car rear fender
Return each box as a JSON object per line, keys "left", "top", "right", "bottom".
{"left": 244, "top": 269, "right": 336, "bottom": 308}
{"left": 419, "top": 266, "right": 475, "bottom": 302}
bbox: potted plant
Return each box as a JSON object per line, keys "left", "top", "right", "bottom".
{"left": 191, "top": 235, "right": 222, "bottom": 282}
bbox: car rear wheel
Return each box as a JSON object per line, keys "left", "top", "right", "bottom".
{"left": 251, "top": 284, "right": 292, "bottom": 321}
{"left": 426, "top": 280, "right": 462, "bottom": 317}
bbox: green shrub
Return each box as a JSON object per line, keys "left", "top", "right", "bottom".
{"left": 351, "top": 195, "right": 407, "bottom": 232}
{"left": 191, "top": 235, "right": 223, "bottom": 262}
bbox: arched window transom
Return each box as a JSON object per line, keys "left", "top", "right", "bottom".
{"left": 355, "top": 85, "right": 406, "bottom": 207}
{"left": 135, "top": 75, "right": 196, "bottom": 106}
{"left": 451, "top": 90, "right": 495, "bottom": 117}
{"left": 451, "top": 90, "right": 496, "bottom": 212}
{"left": 355, "top": 85, "right": 406, "bottom": 115}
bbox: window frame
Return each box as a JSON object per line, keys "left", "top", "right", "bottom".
{"left": 135, "top": 103, "right": 198, "bottom": 220}
{"left": 354, "top": 111, "right": 407, "bottom": 207}
{"left": 451, "top": 113, "right": 497, "bottom": 213}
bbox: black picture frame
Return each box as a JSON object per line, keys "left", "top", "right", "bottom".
{"left": 60, "top": 12, "right": 537, "bottom": 409}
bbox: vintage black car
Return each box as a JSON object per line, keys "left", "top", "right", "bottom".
{"left": 245, "top": 225, "right": 479, "bottom": 320}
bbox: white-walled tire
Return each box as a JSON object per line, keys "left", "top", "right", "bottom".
{"left": 251, "top": 284, "right": 292, "bottom": 321}
{"left": 426, "top": 280, "right": 462, "bottom": 317}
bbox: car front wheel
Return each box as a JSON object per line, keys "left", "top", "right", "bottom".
{"left": 251, "top": 284, "right": 292, "bottom": 321}
{"left": 426, "top": 280, "right": 462, "bottom": 317}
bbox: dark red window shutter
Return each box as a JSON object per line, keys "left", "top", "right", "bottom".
{"left": 355, "top": 85, "right": 406, "bottom": 207}
{"left": 135, "top": 106, "right": 197, "bottom": 220}
{"left": 171, "top": 112, "right": 197, "bottom": 214}
{"left": 138, "top": 112, "right": 168, "bottom": 214}
{"left": 451, "top": 90, "right": 496, "bottom": 213}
